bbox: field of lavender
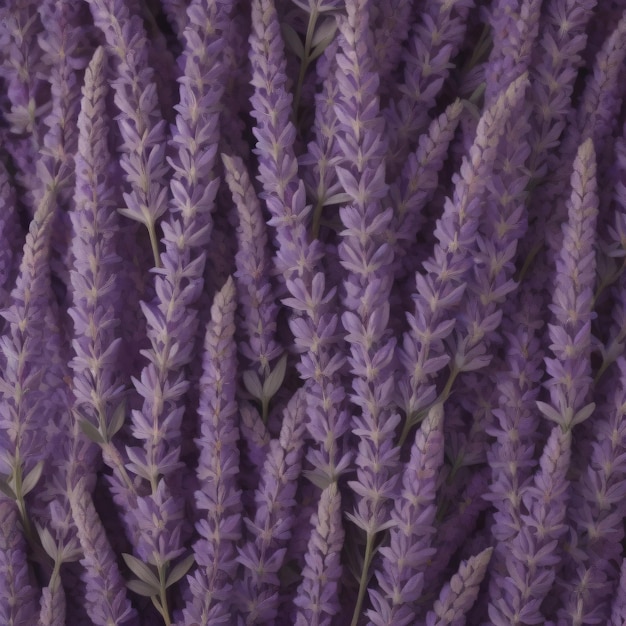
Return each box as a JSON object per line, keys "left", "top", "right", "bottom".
{"left": 2, "top": 0, "right": 626, "bottom": 624}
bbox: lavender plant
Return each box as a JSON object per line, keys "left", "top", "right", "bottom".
{"left": 3, "top": 1, "right": 626, "bottom": 625}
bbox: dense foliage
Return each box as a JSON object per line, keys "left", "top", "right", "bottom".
{"left": 1, "top": 0, "right": 626, "bottom": 624}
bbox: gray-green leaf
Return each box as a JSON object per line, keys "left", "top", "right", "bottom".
{"left": 262, "top": 354, "right": 287, "bottom": 399}
{"left": 108, "top": 399, "right": 126, "bottom": 439}
{"left": 166, "top": 554, "right": 195, "bottom": 588}
{"left": 243, "top": 370, "right": 263, "bottom": 401}
{"left": 0, "top": 476, "right": 16, "bottom": 500}
{"left": 21, "top": 461, "right": 44, "bottom": 496}
{"left": 38, "top": 526, "right": 58, "bottom": 560}
{"left": 281, "top": 23, "right": 304, "bottom": 60}
{"left": 127, "top": 578, "right": 159, "bottom": 597}
{"left": 79, "top": 419, "right": 104, "bottom": 444}
{"left": 323, "top": 192, "right": 352, "bottom": 206}
{"left": 122, "top": 553, "right": 161, "bottom": 589}
{"left": 311, "top": 17, "right": 337, "bottom": 48}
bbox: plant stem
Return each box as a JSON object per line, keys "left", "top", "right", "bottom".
{"left": 147, "top": 218, "right": 162, "bottom": 269}
{"left": 350, "top": 531, "right": 375, "bottom": 626}
{"left": 293, "top": 8, "right": 318, "bottom": 124}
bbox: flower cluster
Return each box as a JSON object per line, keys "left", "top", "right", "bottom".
{"left": 2, "top": 1, "right": 626, "bottom": 624}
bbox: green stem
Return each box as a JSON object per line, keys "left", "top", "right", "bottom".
{"left": 311, "top": 196, "right": 324, "bottom": 239}
{"left": 350, "top": 531, "right": 375, "bottom": 626}
{"left": 152, "top": 564, "right": 171, "bottom": 626}
{"left": 146, "top": 218, "right": 162, "bottom": 269}
{"left": 293, "top": 8, "right": 318, "bottom": 123}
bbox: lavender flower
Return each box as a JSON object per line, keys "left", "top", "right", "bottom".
{"left": 424, "top": 546, "right": 493, "bottom": 626}
{"left": 293, "top": 483, "right": 344, "bottom": 626}
{"left": 236, "top": 388, "right": 307, "bottom": 623}
{"left": 179, "top": 277, "right": 242, "bottom": 626}
{"left": 69, "top": 44, "right": 125, "bottom": 456}
{"left": 397, "top": 73, "right": 528, "bottom": 444}
{"left": 367, "top": 403, "right": 444, "bottom": 626}
{"left": 249, "top": 0, "right": 351, "bottom": 491}
{"left": 223, "top": 153, "right": 283, "bottom": 418}
{"left": 86, "top": 0, "right": 170, "bottom": 266}
{"left": 69, "top": 479, "right": 136, "bottom": 626}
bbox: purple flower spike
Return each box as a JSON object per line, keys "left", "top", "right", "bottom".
{"left": 293, "top": 483, "right": 345, "bottom": 626}
{"left": 180, "top": 277, "right": 242, "bottom": 626}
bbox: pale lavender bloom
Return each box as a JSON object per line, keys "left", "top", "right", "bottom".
{"left": 69, "top": 480, "right": 136, "bottom": 626}
{"left": 235, "top": 389, "right": 307, "bottom": 623}
{"left": 68, "top": 45, "right": 125, "bottom": 456}
{"left": 333, "top": 5, "right": 401, "bottom": 621}
{"left": 0, "top": 164, "right": 60, "bottom": 539}
{"left": 557, "top": 358, "right": 626, "bottom": 624}
{"left": 424, "top": 547, "right": 493, "bottom": 626}
{"left": 250, "top": 0, "right": 350, "bottom": 489}
{"left": 483, "top": 290, "right": 545, "bottom": 621}
{"left": 177, "top": 277, "right": 241, "bottom": 625}
{"left": 86, "top": 0, "right": 170, "bottom": 264}
{"left": 293, "top": 483, "right": 344, "bottom": 626}
{"left": 538, "top": 138, "right": 597, "bottom": 431}
{"left": 398, "top": 73, "right": 528, "bottom": 442}
{"left": 367, "top": 404, "right": 444, "bottom": 626}
{"left": 38, "top": 578, "right": 66, "bottom": 626}
{"left": 488, "top": 426, "right": 572, "bottom": 625}
{"left": 222, "top": 153, "right": 282, "bottom": 378}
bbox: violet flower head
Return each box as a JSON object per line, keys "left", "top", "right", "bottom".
{"left": 181, "top": 276, "right": 242, "bottom": 626}
{"left": 293, "top": 483, "right": 345, "bottom": 626}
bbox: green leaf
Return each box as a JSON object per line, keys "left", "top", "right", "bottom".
{"left": 21, "top": 461, "right": 44, "bottom": 496}
{"left": 262, "top": 354, "right": 287, "bottom": 400}
{"left": 281, "top": 23, "right": 304, "bottom": 60}
{"left": 79, "top": 419, "right": 104, "bottom": 444}
{"left": 0, "top": 476, "right": 16, "bottom": 500}
{"left": 243, "top": 369, "right": 263, "bottom": 401}
{"left": 291, "top": 0, "right": 311, "bottom": 12}
{"left": 166, "top": 554, "right": 195, "bottom": 588}
{"left": 38, "top": 525, "right": 58, "bottom": 560}
{"left": 311, "top": 17, "right": 336, "bottom": 48}
{"left": 127, "top": 578, "right": 159, "bottom": 597}
{"left": 107, "top": 399, "right": 126, "bottom": 439}
{"left": 303, "top": 468, "right": 332, "bottom": 490}
{"left": 572, "top": 402, "right": 595, "bottom": 427}
{"left": 122, "top": 553, "right": 161, "bottom": 589}
{"left": 323, "top": 192, "right": 351, "bottom": 206}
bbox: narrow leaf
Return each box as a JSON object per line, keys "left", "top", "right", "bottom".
{"left": 38, "top": 525, "right": 58, "bottom": 560}
{"left": 107, "top": 399, "right": 126, "bottom": 439}
{"left": 0, "top": 476, "right": 16, "bottom": 500}
{"left": 166, "top": 554, "right": 195, "bottom": 588}
{"left": 281, "top": 23, "right": 304, "bottom": 60}
{"left": 311, "top": 17, "right": 337, "bottom": 48}
{"left": 127, "top": 579, "right": 159, "bottom": 597}
{"left": 243, "top": 370, "right": 263, "bottom": 400}
{"left": 79, "top": 419, "right": 105, "bottom": 444}
{"left": 21, "top": 461, "right": 44, "bottom": 496}
{"left": 262, "top": 354, "right": 287, "bottom": 399}
{"left": 122, "top": 553, "right": 161, "bottom": 589}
